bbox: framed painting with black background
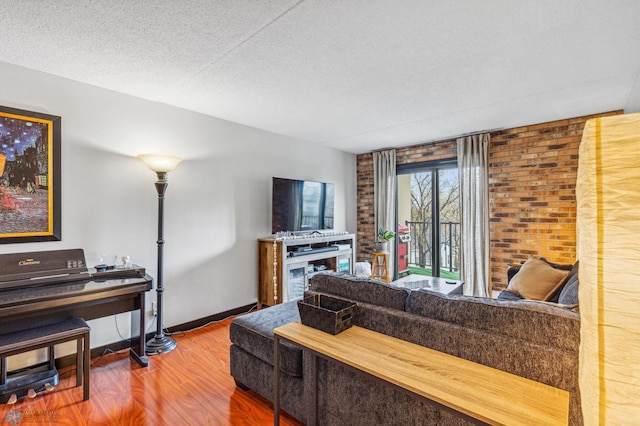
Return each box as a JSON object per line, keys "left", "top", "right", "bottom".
{"left": 0, "top": 106, "right": 61, "bottom": 243}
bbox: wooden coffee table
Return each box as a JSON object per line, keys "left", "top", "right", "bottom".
{"left": 273, "top": 321, "right": 568, "bottom": 426}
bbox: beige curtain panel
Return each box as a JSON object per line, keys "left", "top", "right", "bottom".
{"left": 457, "top": 134, "right": 490, "bottom": 297}
{"left": 373, "top": 149, "right": 396, "bottom": 277}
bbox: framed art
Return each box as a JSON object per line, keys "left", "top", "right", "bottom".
{"left": 0, "top": 106, "right": 61, "bottom": 243}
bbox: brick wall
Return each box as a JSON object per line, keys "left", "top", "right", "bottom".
{"left": 356, "top": 111, "right": 622, "bottom": 292}
{"left": 356, "top": 153, "right": 375, "bottom": 255}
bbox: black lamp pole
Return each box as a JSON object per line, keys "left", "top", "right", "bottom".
{"left": 137, "top": 153, "right": 182, "bottom": 355}
{"left": 145, "top": 171, "right": 177, "bottom": 355}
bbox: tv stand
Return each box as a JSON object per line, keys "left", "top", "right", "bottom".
{"left": 257, "top": 233, "right": 355, "bottom": 308}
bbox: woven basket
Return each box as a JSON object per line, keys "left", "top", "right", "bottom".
{"left": 297, "top": 294, "right": 356, "bottom": 335}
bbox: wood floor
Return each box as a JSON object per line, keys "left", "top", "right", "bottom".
{"left": 0, "top": 318, "right": 303, "bottom": 425}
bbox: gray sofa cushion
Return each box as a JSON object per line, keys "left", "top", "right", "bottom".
{"left": 309, "top": 272, "right": 409, "bottom": 311}
{"left": 406, "top": 289, "right": 580, "bottom": 352}
{"left": 229, "top": 301, "right": 303, "bottom": 377}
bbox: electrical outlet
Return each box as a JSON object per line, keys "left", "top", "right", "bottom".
{"left": 152, "top": 302, "right": 157, "bottom": 317}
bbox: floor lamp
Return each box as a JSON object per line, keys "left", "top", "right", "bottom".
{"left": 138, "top": 153, "right": 183, "bottom": 356}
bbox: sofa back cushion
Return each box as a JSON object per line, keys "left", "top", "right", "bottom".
{"left": 406, "top": 289, "right": 580, "bottom": 352}
{"left": 309, "top": 272, "right": 409, "bottom": 311}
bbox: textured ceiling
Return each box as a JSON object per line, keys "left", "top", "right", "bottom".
{"left": 1, "top": 1, "right": 639, "bottom": 154}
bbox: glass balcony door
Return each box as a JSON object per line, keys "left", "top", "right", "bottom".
{"left": 397, "top": 161, "right": 460, "bottom": 279}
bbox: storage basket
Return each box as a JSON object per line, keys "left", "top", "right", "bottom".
{"left": 297, "top": 294, "right": 356, "bottom": 335}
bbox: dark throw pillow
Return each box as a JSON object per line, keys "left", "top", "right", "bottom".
{"left": 497, "top": 290, "right": 524, "bottom": 301}
{"left": 558, "top": 261, "right": 579, "bottom": 305}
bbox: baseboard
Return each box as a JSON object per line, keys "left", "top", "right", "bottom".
{"left": 164, "top": 303, "right": 257, "bottom": 334}
{"left": 55, "top": 303, "right": 256, "bottom": 369}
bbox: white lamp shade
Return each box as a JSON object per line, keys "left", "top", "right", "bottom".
{"left": 577, "top": 112, "right": 640, "bottom": 425}
{"left": 137, "top": 154, "right": 183, "bottom": 173}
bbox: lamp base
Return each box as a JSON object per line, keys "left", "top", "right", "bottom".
{"left": 146, "top": 334, "right": 177, "bottom": 356}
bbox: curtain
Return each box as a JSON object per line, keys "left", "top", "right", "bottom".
{"left": 373, "top": 149, "right": 396, "bottom": 277}
{"left": 457, "top": 134, "right": 490, "bottom": 297}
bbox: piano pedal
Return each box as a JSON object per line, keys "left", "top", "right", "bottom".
{"left": 44, "top": 383, "right": 54, "bottom": 392}
{"left": 7, "top": 394, "right": 17, "bottom": 404}
{"left": 27, "top": 388, "right": 37, "bottom": 398}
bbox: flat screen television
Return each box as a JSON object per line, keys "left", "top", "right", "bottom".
{"left": 272, "top": 177, "right": 335, "bottom": 234}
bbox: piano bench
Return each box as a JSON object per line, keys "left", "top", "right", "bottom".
{"left": 0, "top": 318, "right": 91, "bottom": 403}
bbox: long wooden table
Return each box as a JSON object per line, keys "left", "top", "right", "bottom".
{"left": 273, "top": 321, "right": 569, "bottom": 426}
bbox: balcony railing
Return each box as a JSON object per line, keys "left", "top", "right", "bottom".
{"left": 404, "top": 220, "right": 460, "bottom": 273}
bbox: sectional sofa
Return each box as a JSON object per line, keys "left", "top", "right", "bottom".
{"left": 229, "top": 272, "right": 581, "bottom": 425}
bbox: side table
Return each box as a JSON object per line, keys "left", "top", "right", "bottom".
{"left": 370, "top": 252, "right": 390, "bottom": 282}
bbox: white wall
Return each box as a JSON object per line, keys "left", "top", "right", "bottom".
{"left": 626, "top": 73, "right": 640, "bottom": 113}
{"left": 0, "top": 61, "right": 356, "bottom": 354}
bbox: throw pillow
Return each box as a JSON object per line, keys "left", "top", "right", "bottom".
{"left": 558, "top": 261, "right": 579, "bottom": 305}
{"left": 354, "top": 261, "right": 372, "bottom": 277}
{"left": 496, "top": 290, "right": 522, "bottom": 300}
{"left": 497, "top": 290, "right": 523, "bottom": 300}
{"left": 505, "top": 256, "right": 570, "bottom": 301}
{"left": 547, "top": 260, "right": 575, "bottom": 302}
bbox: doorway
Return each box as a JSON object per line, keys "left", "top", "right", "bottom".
{"left": 397, "top": 161, "right": 460, "bottom": 279}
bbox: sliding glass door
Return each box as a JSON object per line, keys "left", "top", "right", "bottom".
{"left": 397, "top": 161, "right": 460, "bottom": 279}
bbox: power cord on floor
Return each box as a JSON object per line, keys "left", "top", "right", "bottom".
{"left": 111, "top": 301, "right": 258, "bottom": 340}
{"left": 59, "top": 302, "right": 258, "bottom": 379}
{"left": 90, "top": 347, "right": 123, "bottom": 368}
{"left": 56, "top": 304, "right": 257, "bottom": 381}
{"left": 164, "top": 303, "right": 258, "bottom": 337}
{"left": 114, "top": 315, "right": 128, "bottom": 342}
{"left": 57, "top": 347, "right": 125, "bottom": 380}
{"left": 112, "top": 308, "right": 165, "bottom": 342}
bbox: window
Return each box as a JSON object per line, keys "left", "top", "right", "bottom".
{"left": 397, "top": 160, "right": 460, "bottom": 279}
